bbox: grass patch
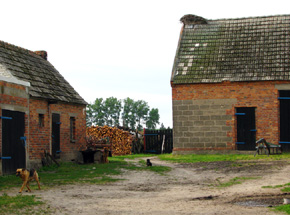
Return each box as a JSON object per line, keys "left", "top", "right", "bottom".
{"left": 0, "top": 154, "right": 168, "bottom": 191}
{"left": 215, "top": 176, "right": 261, "bottom": 188}
{"left": 158, "top": 153, "right": 290, "bottom": 163}
{"left": 0, "top": 154, "right": 171, "bottom": 214}
{"left": 0, "top": 193, "right": 49, "bottom": 215}
{"left": 137, "top": 159, "right": 171, "bottom": 175}
{"left": 262, "top": 182, "right": 290, "bottom": 192}
{"left": 275, "top": 204, "right": 290, "bottom": 214}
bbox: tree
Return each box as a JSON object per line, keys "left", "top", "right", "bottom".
{"left": 159, "top": 123, "right": 166, "bottom": 130}
{"left": 103, "top": 97, "right": 122, "bottom": 126}
{"left": 87, "top": 97, "right": 121, "bottom": 127}
{"left": 134, "top": 100, "right": 150, "bottom": 130}
{"left": 87, "top": 97, "right": 161, "bottom": 130}
{"left": 86, "top": 98, "right": 105, "bottom": 126}
{"left": 122, "top": 97, "right": 136, "bottom": 129}
{"left": 146, "top": 108, "right": 160, "bottom": 129}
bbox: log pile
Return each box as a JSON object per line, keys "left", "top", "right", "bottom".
{"left": 86, "top": 125, "right": 133, "bottom": 156}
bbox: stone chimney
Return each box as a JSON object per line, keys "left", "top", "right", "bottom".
{"left": 34, "top": 50, "right": 47, "bottom": 60}
{"left": 180, "top": 14, "right": 207, "bottom": 25}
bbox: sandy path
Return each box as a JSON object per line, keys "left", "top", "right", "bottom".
{"left": 3, "top": 157, "right": 290, "bottom": 214}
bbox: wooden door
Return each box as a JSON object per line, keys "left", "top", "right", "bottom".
{"left": 236, "top": 107, "right": 256, "bottom": 150}
{"left": 51, "top": 113, "right": 60, "bottom": 158}
{"left": 279, "top": 90, "right": 290, "bottom": 151}
{"left": 2, "top": 110, "right": 26, "bottom": 175}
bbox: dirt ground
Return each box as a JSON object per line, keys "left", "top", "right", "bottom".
{"left": 5, "top": 157, "right": 290, "bottom": 214}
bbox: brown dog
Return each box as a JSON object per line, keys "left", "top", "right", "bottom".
{"left": 16, "top": 168, "right": 41, "bottom": 193}
{"left": 101, "top": 148, "right": 109, "bottom": 163}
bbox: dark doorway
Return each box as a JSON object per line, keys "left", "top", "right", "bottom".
{"left": 236, "top": 107, "right": 256, "bottom": 150}
{"left": 52, "top": 113, "right": 60, "bottom": 158}
{"left": 279, "top": 91, "right": 290, "bottom": 151}
{"left": 2, "top": 110, "right": 26, "bottom": 175}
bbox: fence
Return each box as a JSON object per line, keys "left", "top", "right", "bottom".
{"left": 143, "top": 129, "right": 173, "bottom": 154}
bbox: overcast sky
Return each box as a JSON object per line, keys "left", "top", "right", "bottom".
{"left": 1, "top": 0, "right": 289, "bottom": 127}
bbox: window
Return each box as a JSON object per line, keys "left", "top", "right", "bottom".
{"left": 39, "top": 114, "right": 44, "bottom": 127}
{"left": 70, "top": 117, "right": 76, "bottom": 142}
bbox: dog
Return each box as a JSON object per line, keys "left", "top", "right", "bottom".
{"left": 146, "top": 159, "right": 152, "bottom": 166}
{"left": 101, "top": 148, "right": 110, "bottom": 163}
{"left": 16, "top": 168, "right": 41, "bottom": 193}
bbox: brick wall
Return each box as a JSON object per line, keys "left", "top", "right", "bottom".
{"left": 171, "top": 80, "right": 290, "bottom": 153}
{"left": 28, "top": 99, "right": 86, "bottom": 165}
{"left": 1, "top": 80, "right": 87, "bottom": 173}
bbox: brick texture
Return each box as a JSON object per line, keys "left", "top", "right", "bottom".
{"left": 28, "top": 99, "right": 86, "bottom": 161}
{"left": 171, "top": 80, "right": 290, "bottom": 153}
{"left": 1, "top": 80, "right": 86, "bottom": 173}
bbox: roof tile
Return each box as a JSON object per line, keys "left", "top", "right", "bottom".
{"left": 0, "top": 40, "right": 87, "bottom": 105}
{"left": 172, "top": 14, "right": 290, "bottom": 84}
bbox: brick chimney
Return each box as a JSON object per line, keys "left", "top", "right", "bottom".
{"left": 34, "top": 50, "right": 47, "bottom": 60}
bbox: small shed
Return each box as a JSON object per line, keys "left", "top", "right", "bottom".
{"left": 171, "top": 14, "right": 290, "bottom": 154}
{"left": 0, "top": 40, "right": 87, "bottom": 174}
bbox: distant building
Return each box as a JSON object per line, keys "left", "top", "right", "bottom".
{"left": 0, "top": 40, "right": 87, "bottom": 174}
{"left": 171, "top": 14, "right": 290, "bottom": 154}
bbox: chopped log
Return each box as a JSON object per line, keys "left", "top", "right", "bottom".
{"left": 86, "top": 125, "right": 133, "bottom": 156}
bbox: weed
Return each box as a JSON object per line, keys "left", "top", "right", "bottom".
{"left": 216, "top": 176, "right": 261, "bottom": 188}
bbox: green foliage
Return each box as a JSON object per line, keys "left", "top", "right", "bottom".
{"left": 88, "top": 97, "right": 160, "bottom": 130}
{"left": 86, "top": 98, "right": 105, "bottom": 126}
{"left": 87, "top": 97, "right": 122, "bottom": 127}
{"left": 134, "top": 100, "right": 150, "bottom": 130}
{"left": 146, "top": 108, "right": 160, "bottom": 129}
{"left": 104, "top": 97, "right": 122, "bottom": 126}
{"left": 122, "top": 97, "right": 137, "bottom": 129}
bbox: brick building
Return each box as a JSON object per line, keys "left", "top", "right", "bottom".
{"left": 0, "top": 40, "right": 87, "bottom": 174}
{"left": 171, "top": 14, "right": 290, "bottom": 154}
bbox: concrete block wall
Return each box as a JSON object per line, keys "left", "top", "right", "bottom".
{"left": 173, "top": 98, "right": 236, "bottom": 152}
{"left": 171, "top": 80, "right": 290, "bottom": 154}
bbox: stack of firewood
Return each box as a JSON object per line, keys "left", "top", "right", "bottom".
{"left": 86, "top": 125, "right": 133, "bottom": 155}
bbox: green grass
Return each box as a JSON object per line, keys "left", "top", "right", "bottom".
{"left": 262, "top": 182, "right": 290, "bottom": 192}
{"left": 215, "top": 176, "right": 261, "bottom": 188}
{"left": 2, "top": 153, "right": 290, "bottom": 214}
{"left": 137, "top": 159, "right": 171, "bottom": 175}
{"left": 0, "top": 154, "right": 168, "bottom": 191}
{"left": 0, "top": 193, "right": 49, "bottom": 215}
{"left": 275, "top": 204, "right": 290, "bottom": 214}
{"left": 158, "top": 153, "right": 290, "bottom": 163}
{"left": 0, "top": 155, "right": 170, "bottom": 214}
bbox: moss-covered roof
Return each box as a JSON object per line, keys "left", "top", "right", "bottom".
{"left": 171, "top": 14, "right": 290, "bottom": 84}
{"left": 0, "top": 40, "right": 87, "bottom": 105}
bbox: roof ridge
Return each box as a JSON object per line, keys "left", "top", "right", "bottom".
{"left": 0, "top": 40, "right": 36, "bottom": 56}
{"left": 208, "top": 13, "right": 290, "bottom": 22}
